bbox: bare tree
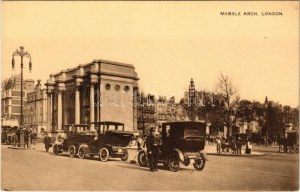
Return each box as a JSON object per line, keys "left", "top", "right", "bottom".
{"left": 216, "top": 72, "right": 240, "bottom": 137}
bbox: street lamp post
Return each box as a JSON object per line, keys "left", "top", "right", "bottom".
{"left": 265, "top": 96, "right": 269, "bottom": 147}
{"left": 189, "top": 78, "right": 196, "bottom": 121}
{"left": 12, "top": 46, "right": 32, "bottom": 127}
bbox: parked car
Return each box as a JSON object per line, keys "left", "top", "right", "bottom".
{"left": 137, "top": 121, "right": 208, "bottom": 172}
{"left": 53, "top": 121, "right": 134, "bottom": 162}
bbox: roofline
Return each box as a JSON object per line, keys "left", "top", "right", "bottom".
{"left": 52, "top": 59, "right": 135, "bottom": 77}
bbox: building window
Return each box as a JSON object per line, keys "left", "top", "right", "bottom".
{"left": 105, "top": 84, "right": 111, "bottom": 90}
{"left": 115, "top": 85, "right": 120, "bottom": 91}
{"left": 124, "top": 86, "right": 130, "bottom": 92}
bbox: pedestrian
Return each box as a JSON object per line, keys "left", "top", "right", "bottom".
{"left": 145, "top": 127, "right": 159, "bottom": 172}
{"left": 216, "top": 136, "right": 221, "bottom": 154}
{"left": 246, "top": 140, "right": 252, "bottom": 154}
{"left": 236, "top": 137, "right": 242, "bottom": 155}
{"left": 43, "top": 133, "right": 52, "bottom": 152}
{"left": 137, "top": 136, "right": 143, "bottom": 151}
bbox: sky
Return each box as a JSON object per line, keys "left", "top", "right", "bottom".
{"left": 2, "top": 1, "right": 299, "bottom": 107}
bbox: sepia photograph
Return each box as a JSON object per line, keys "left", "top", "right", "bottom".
{"left": 1, "top": 1, "right": 299, "bottom": 191}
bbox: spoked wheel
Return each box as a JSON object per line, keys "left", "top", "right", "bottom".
{"left": 53, "top": 144, "right": 59, "bottom": 155}
{"left": 137, "top": 151, "right": 148, "bottom": 167}
{"left": 169, "top": 153, "right": 180, "bottom": 172}
{"left": 69, "top": 145, "right": 77, "bottom": 158}
{"left": 121, "top": 149, "right": 129, "bottom": 161}
{"left": 193, "top": 154, "right": 206, "bottom": 171}
{"left": 78, "top": 146, "right": 86, "bottom": 159}
{"left": 99, "top": 147, "right": 109, "bottom": 162}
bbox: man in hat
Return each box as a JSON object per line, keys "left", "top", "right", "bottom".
{"left": 43, "top": 133, "right": 52, "bottom": 152}
{"left": 145, "top": 127, "right": 159, "bottom": 172}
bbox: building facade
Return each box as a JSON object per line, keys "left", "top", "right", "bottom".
{"left": 24, "top": 80, "right": 48, "bottom": 135}
{"left": 1, "top": 75, "right": 35, "bottom": 125}
{"left": 137, "top": 94, "right": 156, "bottom": 133}
{"left": 45, "top": 59, "right": 139, "bottom": 133}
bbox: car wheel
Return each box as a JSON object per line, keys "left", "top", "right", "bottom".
{"left": 99, "top": 147, "right": 109, "bottom": 162}
{"left": 69, "top": 145, "right": 77, "bottom": 158}
{"left": 169, "top": 153, "right": 180, "bottom": 172}
{"left": 121, "top": 149, "right": 129, "bottom": 161}
{"left": 53, "top": 144, "right": 59, "bottom": 155}
{"left": 78, "top": 146, "right": 86, "bottom": 159}
{"left": 137, "top": 151, "right": 148, "bottom": 167}
{"left": 193, "top": 154, "right": 206, "bottom": 171}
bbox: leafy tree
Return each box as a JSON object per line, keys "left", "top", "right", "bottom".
{"left": 236, "top": 100, "right": 253, "bottom": 123}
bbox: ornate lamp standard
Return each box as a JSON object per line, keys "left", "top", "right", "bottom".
{"left": 189, "top": 78, "right": 196, "bottom": 121}
{"left": 12, "top": 46, "right": 32, "bottom": 128}
{"left": 264, "top": 96, "right": 269, "bottom": 147}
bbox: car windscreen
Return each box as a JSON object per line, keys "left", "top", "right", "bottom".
{"left": 184, "top": 127, "right": 202, "bottom": 138}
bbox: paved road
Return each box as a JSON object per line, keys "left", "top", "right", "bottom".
{"left": 1, "top": 144, "right": 298, "bottom": 191}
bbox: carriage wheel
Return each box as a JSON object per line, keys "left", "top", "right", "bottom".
{"left": 121, "top": 149, "right": 129, "bottom": 161}
{"left": 78, "top": 146, "right": 86, "bottom": 159}
{"left": 169, "top": 153, "right": 180, "bottom": 172}
{"left": 99, "top": 147, "right": 109, "bottom": 162}
{"left": 193, "top": 154, "right": 206, "bottom": 171}
{"left": 53, "top": 144, "right": 59, "bottom": 155}
{"left": 137, "top": 151, "right": 148, "bottom": 167}
{"left": 69, "top": 145, "right": 77, "bottom": 158}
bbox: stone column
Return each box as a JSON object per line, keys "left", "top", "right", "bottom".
{"left": 90, "top": 84, "right": 95, "bottom": 131}
{"left": 47, "top": 93, "right": 52, "bottom": 132}
{"left": 75, "top": 87, "right": 80, "bottom": 124}
{"left": 57, "top": 90, "right": 62, "bottom": 131}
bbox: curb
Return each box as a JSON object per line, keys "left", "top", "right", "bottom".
{"left": 207, "top": 152, "right": 266, "bottom": 156}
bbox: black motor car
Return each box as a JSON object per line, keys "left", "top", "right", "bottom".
{"left": 137, "top": 121, "right": 208, "bottom": 172}
{"left": 53, "top": 121, "right": 133, "bottom": 162}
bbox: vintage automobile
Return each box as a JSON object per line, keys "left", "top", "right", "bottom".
{"left": 53, "top": 121, "right": 133, "bottom": 162}
{"left": 137, "top": 121, "right": 208, "bottom": 172}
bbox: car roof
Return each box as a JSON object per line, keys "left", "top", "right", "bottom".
{"left": 108, "top": 130, "right": 134, "bottom": 135}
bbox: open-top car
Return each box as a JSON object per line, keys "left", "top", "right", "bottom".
{"left": 53, "top": 121, "right": 133, "bottom": 162}
{"left": 137, "top": 121, "right": 208, "bottom": 172}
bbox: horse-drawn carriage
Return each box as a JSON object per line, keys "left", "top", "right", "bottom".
{"left": 220, "top": 133, "right": 248, "bottom": 153}
{"left": 278, "top": 133, "right": 298, "bottom": 153}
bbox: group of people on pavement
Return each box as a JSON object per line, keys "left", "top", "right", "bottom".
{"left": 215, "top": 135, "right": 252, "bottom": 155}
